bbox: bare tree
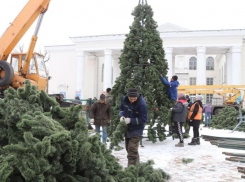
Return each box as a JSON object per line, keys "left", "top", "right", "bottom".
{"left": 13, "top": 44, "right": 24, "bottom": 53}
{"left": 39, "top": 49, "right": 50, "bottom": 93}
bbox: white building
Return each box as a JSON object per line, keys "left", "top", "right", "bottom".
{"left": 46, "top": 23, "right": 245, "bottom": 103}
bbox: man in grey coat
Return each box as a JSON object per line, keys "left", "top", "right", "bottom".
{"left": 172, "top": 93, "right": 188, "bottom": 147}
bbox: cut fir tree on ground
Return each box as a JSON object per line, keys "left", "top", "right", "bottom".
{"left": 0, "top": 80, "right": 170, "bottom": 182}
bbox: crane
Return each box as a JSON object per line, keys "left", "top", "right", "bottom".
{"left": 178, "top": 85, "right": 245, "bottom": 115}
{"left": 0, "top": 0, "right": 51, "bottom": 94}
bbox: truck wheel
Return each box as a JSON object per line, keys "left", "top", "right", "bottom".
{"left": 0, "top": 60, "right": 14, "bottom": 87}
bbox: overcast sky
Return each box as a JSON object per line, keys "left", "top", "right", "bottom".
{"left": 1, "top": 0, "right": 245, "bottom": 52}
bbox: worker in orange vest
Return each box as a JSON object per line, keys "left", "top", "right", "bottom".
{"left": 188, "top": 95, "right": 203, "bottom": 145}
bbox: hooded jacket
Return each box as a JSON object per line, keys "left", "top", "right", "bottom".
{"left": 172, "top": 97, "right": 188, "bottom": 122}
{"left": 161, "top": 77, "right": 179, "bottom": 101}
{"left": 119, "top": 94, "right": 148, "bottom": 138}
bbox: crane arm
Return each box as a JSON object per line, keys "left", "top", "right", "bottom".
{"left": 0, "top": 0, "right": 50, "bottom": 61}
{"left": 178, "top": 85, "right": 245, "bottom": 106}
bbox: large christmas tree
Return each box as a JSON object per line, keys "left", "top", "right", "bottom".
{"left": 108, "top": 1, "right": 172, "bottom": 143}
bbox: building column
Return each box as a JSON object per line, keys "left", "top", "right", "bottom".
{"left": 165, "top": 47, "right": 173, "bottom": 79}
{"left": 196, "top": 47, "right": 206, "bottom": 85}
{"left": 226, "top": 52, "right": 232, "bottom": 85}
{"left": 76, "top": 50, "right": 85, "bottom": 98}
{"left": 172, "top": 55, "right": 176, "bottom": 75}
{"left": 231, "top": 46, "right": 242, "bottom": 85}
{"left": 103, "top": 49, "right": 112, "bottom": 91}
{"left": 113, "top": 54, "right": 120, "bottom": 84}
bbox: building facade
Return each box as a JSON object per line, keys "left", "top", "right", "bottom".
{"left": 46, "top": 23, "right": 245, "bottom": 102}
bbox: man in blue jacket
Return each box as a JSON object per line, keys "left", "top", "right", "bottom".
{"left": 160, "top": 74, "right": 179, "bottom": 101}
{"left": 160, "top": 74, "right": 179, "bottom": 136}
{"left": 119, "top": 88, "right": 148, "bottom": 166}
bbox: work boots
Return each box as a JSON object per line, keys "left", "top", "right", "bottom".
{"left": 175, "top": 142, "right": 184, "bottom": 147}
{"left": 196, "top": 137, "right": 200, "bottom": 145}
{"left": 188, "top": 138, "right": 197, "bottom": 145}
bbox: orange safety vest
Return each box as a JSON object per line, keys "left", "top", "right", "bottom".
{"left": 188, "top": 102, "right": 202, "bottom": 120}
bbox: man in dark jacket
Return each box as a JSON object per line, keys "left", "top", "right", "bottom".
{"left": 90, "top": 94, "right": 111, "bottom": 145}
{"left": 172, "top": 93, "right": 188, "bottom": 147}
{"left": 188, "top": 95, "right": 203, "bottom": 145}
{"left": 160, "top": 74, "right": 179, "bottom": 136}
{"left": 119, "top": 88, "right": 148, "bottom": 166}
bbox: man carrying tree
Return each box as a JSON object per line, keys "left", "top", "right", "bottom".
{"left": 160, "top": 74, "right": 179, "bottom": 136}
{"left": 119, "top": 88, "right": 148, "bottom": 166}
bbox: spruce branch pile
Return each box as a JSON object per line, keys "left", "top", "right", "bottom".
{"left": 0, "top": 80, "right": 170, "bottom": 182}
{"left": 108, "top": 2, "right": 172, "bottom": 144}
{"left": 211, "top": 107, "right": 245, "bottom": 131}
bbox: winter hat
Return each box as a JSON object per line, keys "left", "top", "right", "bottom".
{"left": 196, "top": 95, "right": 203, "bottom": 101}
{"left": 100, "top": 94, "right": 106, "bottom": 100}
{"left": 106, "top": 88, "right": 111, "bottom": 93}
{"left": 127, "top": 88, "right": 138, "bottom": 98}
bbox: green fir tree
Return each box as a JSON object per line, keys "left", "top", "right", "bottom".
{"left": 211, "top": 107, "right": 245, "bottom": 131}
{"left": 0, "top": 80, "right": 170, "bottom": 182}
{"left": 108, "top": 1, "right": 172, "bottom": 143}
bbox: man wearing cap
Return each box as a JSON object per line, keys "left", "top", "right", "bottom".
{"left": 188, "top": 95, "right": 203, "bottom": 145}
{"left": 119, "top": 88, "right": 148, "bottom": 166}
{"left": 90, "top": 94, "right": 111, "bottom": 145}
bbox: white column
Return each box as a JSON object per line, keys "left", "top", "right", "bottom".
{"left": 196, "top": 47, "right": 206, "bottom": 85}
{"left": 231, "top": 46, "right": 242, "bottom": 85}
{"left": 76, "top": 50, "right": 85, "bottom": 98}
{"left": 172, "top": 55, "right": 175, "bottom": 75}
{"left": 113, "top": 54, "right": 120, "bottom": 84}
{"left": 165, "top": 47, "right": 173, "bottom": 79}
{"left": 226, "top": 52, "right": 232, "bottom": 85}
{"left": 103, "top": 49, "right": 112, "bottom": 91}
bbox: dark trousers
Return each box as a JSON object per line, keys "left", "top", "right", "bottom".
{"left": 174, "top": 122, "right": 184, "bottom": 143}
{"left": 193, "top": 127, "right": 199, "bottom": 138}
{"left": 189, "top": 120, "right": 200, "bottom": 138}
{"left": 125, "top": 136, "right": 141, "bottom": 166}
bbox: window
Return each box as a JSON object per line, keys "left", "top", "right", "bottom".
{"left": 206, "top": 94, "right": 213, "bottom": 104}
{"left": 189, "top": 77, "right": 196, "bottom": 85}
{"left": 206, "top": 57, "right": 214, "bottom": 70}
{"left": 189, "top": 57, "right": 197, "bottom": 70}
{"left": 206, "top": 78, "right": 213, "bottom": 85}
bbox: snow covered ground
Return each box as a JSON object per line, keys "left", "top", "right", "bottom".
{"left": 110, "top": 125, "right": 245, "bottom": 182}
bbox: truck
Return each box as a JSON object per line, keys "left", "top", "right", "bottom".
{"left": 178, "top": 85, "right": 245, "bottom": 115}
{"left": 0, "top": 0, "right": 50, "bottom": 93}
{"left": 0, "top": 0, "right": 73, "bottom": 107}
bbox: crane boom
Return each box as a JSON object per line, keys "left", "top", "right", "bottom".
{"left": 0, "top": 0, "right": 50, "bottom": 61}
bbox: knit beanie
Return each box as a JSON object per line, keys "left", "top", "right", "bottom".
{"left": 127, "top": 88, "right": 138, "bottom": 97}
{"left": 196, "top": 95, "right": 203, "bottom": 101}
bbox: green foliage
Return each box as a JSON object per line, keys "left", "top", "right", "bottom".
{"left": 182, "top": 158, "right": 194, "bottom": 164}
{"left": 0, "top": 80, "right": 169, "bottom": 181}
{"left": 110, "top": 121, "right": 127, "bottom": 150}
{"left": 211, "top": 107, "right": 245, "bottom": 131}
{"left": 173, "top": 133, "right": 190, "bottom": 139}
{"left": 108, "top": 2, "right": 172, "bottom": 144}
